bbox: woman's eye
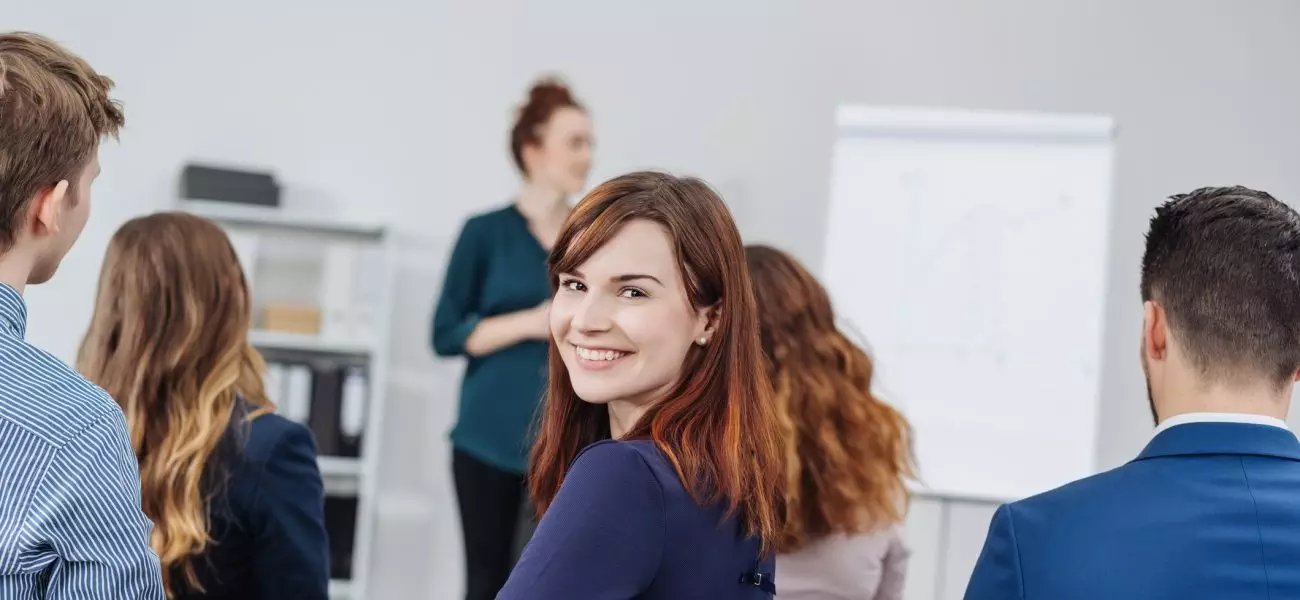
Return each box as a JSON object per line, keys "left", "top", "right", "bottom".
{"left": 560, "top": 279, "right": 585, "bottom": 292}
{"left": 619, "top": 288, "right": 647, "bottom": 299}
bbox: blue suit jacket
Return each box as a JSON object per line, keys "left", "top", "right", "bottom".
{"left": 176, "top": 410, "right": 330, "bottom": 599}
{"left": 964, "top": 422, "right": 1300, "bottom": 600}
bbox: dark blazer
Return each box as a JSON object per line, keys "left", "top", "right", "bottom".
{"left": 175, "top": 409, "right": 330, "bottom": 599}
{"left": 497, "top": 440, "right": 775, "bottom": 599}
{"left": 964, "top": 421, "right": 1300, "bottom": 600}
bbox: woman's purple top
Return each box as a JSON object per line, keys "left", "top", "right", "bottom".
{"left": 497, "top": 439, "right": 775, "bottom": 599}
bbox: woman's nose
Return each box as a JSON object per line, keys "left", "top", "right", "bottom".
{"left": 571, "top": 294, "right": 613, "bottom": 333}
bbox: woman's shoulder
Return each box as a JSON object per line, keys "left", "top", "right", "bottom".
{"left": 233, "top": 410, "right": 316, "bottom": 465}
{"left": 567, "top": 440, "right": 679, "bottom": 495}
{"left": 574, "top": 439, "right": 673, "bottom": 476}
{"left": 573, "top": 439, "right": 658, "bottom": 472}
{"left": 461, "top": 203, "right": 521, "bottom": 231}
{"left": 570, "top": 439, "right": 695, "bottom": 506}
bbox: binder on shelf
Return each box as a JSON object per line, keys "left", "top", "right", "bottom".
{"left": 309, "top": 366, "right": 345, "bottom": 457}
{"left": 337, "top": 368, "right": 368, "bottom": 457}
{"left": 282, "top": 365, "right": 313, "bottom": 423}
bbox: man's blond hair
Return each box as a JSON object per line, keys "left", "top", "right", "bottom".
{"left": 0, "top": 31, "right": 123, "bottom": 250}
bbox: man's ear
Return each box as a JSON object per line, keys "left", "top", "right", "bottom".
{"left": 693, "top": 303, "right": 720, "bottom": 346}
{"left": 1142, "top": 300, "right": 1167, "bottom": 362}
{"left": 30, "top": 180, "right": 70, "bottom": 236}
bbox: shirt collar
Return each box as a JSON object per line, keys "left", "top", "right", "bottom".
{"left": 0, "top": 283, "right": 26, "bottom": 339}
{"left": 1153, "top": 412, "right": 1290, "bottom": 438}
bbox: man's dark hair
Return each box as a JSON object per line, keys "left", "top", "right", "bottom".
{"left": 1141, "top": 186, "right": 1300, "bottom": 385}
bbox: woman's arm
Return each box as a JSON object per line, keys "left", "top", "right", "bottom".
{"left": 431, "top": 218, "right": 549, "bottom": 357}
{"left": 462, "top": 301, "right": 549, "bottom": 356}
{"left": 497, "top": 442, "right": 664, "bottom": 599}
{"left": 251, "top": 422, "right": 330, "bottom": 599}
{"left": 872, "top": 525, "right": 911, "bottom": 600}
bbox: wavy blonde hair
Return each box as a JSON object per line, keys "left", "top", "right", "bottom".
{"left": 745, "top": 245, "right": 915, "bottom": 553}
{"left": 78, "top": 212, "right": 272, "bottom": 596}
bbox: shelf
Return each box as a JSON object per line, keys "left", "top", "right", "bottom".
{"left": 180, "top": 198, "right": 386, "bottom": 238}
{"left": 328, "top": 579, "right": 352, "bottom": 599}
{"left": 250, "top": 329, "right": 373, "bottom": 355}
{"left": 318, "top": 456, "right": 363, "bottom": 477}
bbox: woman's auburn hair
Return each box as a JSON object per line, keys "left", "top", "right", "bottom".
{"left": 528, "top": 171, "right": 785, "bottom": 551}
{"left": 745, "top": 245, "right": 915, "bottom": 553}
{"left": 77, "top": 212, "right": 272, "bottom": 597}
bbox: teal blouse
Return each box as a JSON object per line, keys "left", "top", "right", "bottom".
{"left": 432, "top": 205, "right": 551, "bottom": 475}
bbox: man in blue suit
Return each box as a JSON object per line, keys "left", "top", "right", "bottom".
{"left": 964, "top": 186, "right": 1300, "bottom": 600}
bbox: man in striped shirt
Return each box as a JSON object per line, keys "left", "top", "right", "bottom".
{"left": 0, "top": 32, "right": 166, "bottom": 598}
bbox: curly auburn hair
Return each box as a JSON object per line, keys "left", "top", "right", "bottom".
{"left": 745, "top": 244, "right": 915, "bottom": 553}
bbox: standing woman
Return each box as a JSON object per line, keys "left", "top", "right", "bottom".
{"left": 431, "top": 77, "right": 593, "bottom": 600}
{"left": 78, "top": 213, "right": 329, "bottom": 599}
{"left": 497, "top": 171, "right": 784, "bottom": 599}
{"left": 746, "top": 245, "right": 915, "bottom": 600}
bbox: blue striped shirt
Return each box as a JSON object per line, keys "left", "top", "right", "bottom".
{"left": 0, "top": 283, "right": 165, "bottom": 599}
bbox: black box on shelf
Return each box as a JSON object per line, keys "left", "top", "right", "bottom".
{"left": 181, "top": 163, "right": 280, "bottom": 207}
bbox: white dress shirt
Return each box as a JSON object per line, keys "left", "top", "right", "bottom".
{"left": 1153, "top": 412, "right": 1291, "bottom": 438}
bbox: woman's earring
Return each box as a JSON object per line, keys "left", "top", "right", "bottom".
{"left": 697, "top": 337, "right": 708, "bottom": 346}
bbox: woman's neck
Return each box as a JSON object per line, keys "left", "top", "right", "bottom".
{"left": 607, "top": 400, "right": 649, "bottom": 440}
{"left": 515, "top": 180, "right": 567, "bottom": 223}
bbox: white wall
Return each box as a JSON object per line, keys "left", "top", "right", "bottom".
{"left": 6, "top": 1, "right": 1299, "bottom": 598}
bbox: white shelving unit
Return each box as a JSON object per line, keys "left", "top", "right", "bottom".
{"left": 249, "top": 329, "right": 374, "bottom": 356}
{"left": 179, "top": 199, "right": 393, "bottom": 600}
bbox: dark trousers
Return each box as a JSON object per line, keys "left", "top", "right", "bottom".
{"left": 453, "top": 449, "right": 536, "bottom": 600}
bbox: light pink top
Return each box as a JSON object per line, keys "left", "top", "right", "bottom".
{"left": 776, "top": 526, "right": 909, "bottom": 600}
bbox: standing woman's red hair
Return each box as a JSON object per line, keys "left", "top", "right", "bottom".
{"left": 497, "top": 171, "right": 785, "bottom": 599}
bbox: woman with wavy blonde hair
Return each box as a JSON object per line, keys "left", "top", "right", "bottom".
{"left": 746, "top": 244, "right": 915, "bottom": 600}
{"left": 78, "top": 212, "right": 329, "bottom": 599}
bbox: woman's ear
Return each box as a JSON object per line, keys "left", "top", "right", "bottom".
{"left": 693, "top": 303, "right": 720, "bottom": 346}
{"left": 520, "top": 142, "right": 544, "bottom": 177}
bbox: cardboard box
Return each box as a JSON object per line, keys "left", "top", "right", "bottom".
{"left": 262, "top": 304, "right": 321, "bottom": 334}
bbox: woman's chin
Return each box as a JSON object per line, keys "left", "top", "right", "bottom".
{"left": 573, "top": 390, "right": 617, "bottom": 406}
{"left": 562, "top": 178, "right": 588, "bottom": 196}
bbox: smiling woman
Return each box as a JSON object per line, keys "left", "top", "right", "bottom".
{"left": 496, "top": 171, "right": 784, "bottom": 600}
